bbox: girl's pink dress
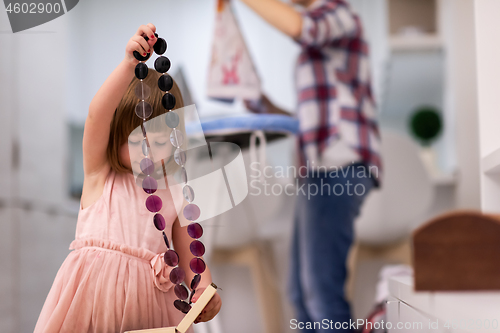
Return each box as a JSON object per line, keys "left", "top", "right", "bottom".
{"left": 34, "top": 168, "right": 192, "bottom": 333}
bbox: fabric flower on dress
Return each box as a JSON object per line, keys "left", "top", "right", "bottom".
{"left": 150, "top": 252, "right": 174, "bottom": 292}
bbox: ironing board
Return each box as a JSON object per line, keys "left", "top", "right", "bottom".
{"left": 186, "top": 113, "right": 299, "bottom": 149}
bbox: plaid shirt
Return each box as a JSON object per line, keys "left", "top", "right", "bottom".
{"left": 295, "top": 0, "right": 382, "bottom": 186}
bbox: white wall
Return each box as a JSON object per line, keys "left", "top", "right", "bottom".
{"left": 66, "top": 0, "right": 301, "bottom": 125}
{"left": 349, "top": 0, "right": 389, "bottom": 109}
{"left": 475, "top": 0, "right": 500, "bottom": 212}
{"left": 65, "top": 0, "right": 390, "bottom": 124}
{"left": 0, "top": 13, "right": 16, "bottom": 329}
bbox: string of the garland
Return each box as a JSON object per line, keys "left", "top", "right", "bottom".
{"left": 133, "top": 33, "right": 206, "bottom": 314}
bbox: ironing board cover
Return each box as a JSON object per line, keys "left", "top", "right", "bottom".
{"left": 186, "top": 114, "right": 299, "bottom": 137}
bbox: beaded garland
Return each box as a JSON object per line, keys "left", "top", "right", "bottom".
{"left": 133, "top": 33, "right": 206, "bottom": 314}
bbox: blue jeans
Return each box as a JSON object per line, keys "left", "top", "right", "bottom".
{"left": 288, "top": 163, "right": 374, "bottom": 332}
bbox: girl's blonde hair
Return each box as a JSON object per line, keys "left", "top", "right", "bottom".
{"left": 107, "top": 69, "right": 185, "bottom": 174}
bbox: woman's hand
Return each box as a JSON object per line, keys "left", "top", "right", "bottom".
{"left": 124, "top": 23, "right": 158, "bottom": 66}
{"left": 191, "top": 289, "right": 222, "bottom": 324}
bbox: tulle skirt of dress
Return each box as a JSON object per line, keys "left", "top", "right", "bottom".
{"left": 34, "top": 239, "right": 191, "bottom": 333}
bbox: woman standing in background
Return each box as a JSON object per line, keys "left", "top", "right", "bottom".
{"left": 241, "top": 0, "right": 382, "bottom": 331}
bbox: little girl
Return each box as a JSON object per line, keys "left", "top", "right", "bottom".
{"left": 34, "top": 23, "right": 221, "bottom": 333}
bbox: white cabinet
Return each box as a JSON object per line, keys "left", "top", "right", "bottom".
{"left": 387, "top": 276, "right": 500, "bottom": 333}
{"left": 0, "top": 14, "right": 76, "bottom": 333}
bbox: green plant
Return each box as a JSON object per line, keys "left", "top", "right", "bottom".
{"left": 409, "top": 107, "right": 442, "bottom": 146}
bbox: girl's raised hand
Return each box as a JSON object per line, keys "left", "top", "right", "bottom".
{"left": 124, "top": 23, "right": 158, "bottom": 65}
